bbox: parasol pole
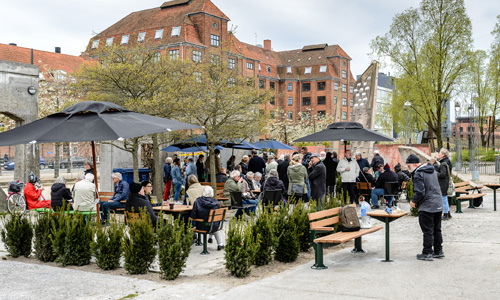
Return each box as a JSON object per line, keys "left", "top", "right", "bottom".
{"left": 344, "top": 140, "right": 347, "bottom": 153}
{"left": 92, "top": 141, "right": 101, "bottom": 224}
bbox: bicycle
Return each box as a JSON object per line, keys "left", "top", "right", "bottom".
{"left": 6, "top": 180, "right": 27, "bottom": 214}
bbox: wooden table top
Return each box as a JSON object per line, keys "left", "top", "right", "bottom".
{"left": 367, "top": 210, "right": 408, "bottom": 218}
{"left": 153, "top": 204, "right": 193, "bottom": 213}
{"left": 484, "top": 183, "right": 500, "bottom": 188}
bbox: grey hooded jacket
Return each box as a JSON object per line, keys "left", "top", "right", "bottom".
{"left": 410, "top": 163, "right": 443, "bottom": 213}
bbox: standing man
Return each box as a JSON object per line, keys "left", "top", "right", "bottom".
{"left": 355, "top": 152, "right": 370, "bottom": 171}
{"left": 163, "top": 157, "right": 172, "bottom": 201}
{"left": 301, "top": 147, "right": 312, "bottom": 167}
{"left": 370, "top": 150, "right": 384, "bottom": 172}
{"left": 437, "top": 148, "right": 453, "bottom": 220}
{"left": 308, "top": 154, "right": 327, "bottom": 207}
{"left": 337, "top": 150, "right": 360, "bottom": 205}
{"left": 184, "top": 157, "right": 197, "bottom": 186}
{"left": 322, "top": 152, "right": 338, "bottom": 196}
{"left": 265, "top": 154, "right": 278, "bottom": 178}
{"left": 100, "top": 173, "right": 129, "bottom": 224}
{"left": 406, "top": 154, "right": 444, "bottom": 261}
{"left": 248, "top": 149, "right": 266, "bottom": 175}
{"left": 277, "top": 153, "right": 291, "bottom": 193}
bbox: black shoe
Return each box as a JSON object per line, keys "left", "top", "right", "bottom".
{"left": 416, "top": 253, "right": 433, "bottom": 261}
{"left": 208, "top": 237, "right": 213, "bottom": 244}
{"left": 217, "top": 245, "right": 224, "bottom": 251}
{"left": 447, "top": 212, "right": 452, "bottom": 219}
{"left": 433, "top": 250, "right": 445, "bottom": 259}
{"left": 442, "top": 213, "right": 449, "bottom": 221}
{"left": 371, "top": 205, "right": 380, "bottom": 209}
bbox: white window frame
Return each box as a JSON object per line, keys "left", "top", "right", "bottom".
{"left": 106, "top": 37, "right": 114, "bottom": 46}
{"left": 319, "top": 65, "right": 327, "bottom": 73}
{"left": 350, "top": 85, "right": 354, "bottom": 93}
{"left": 287, "top": 66, "right": 292, "bottom": 74}
{"left": 247, "top": 62, "right": 253, "bottom": 70}
{"left": 91, "top": 40, "right": 99, "bottom": 49}
{"left": 211, "top": 34, "right": 220, "bottom": 47}
{"left": 258, "top": 64, "right": 261, "bottom": 71}
{"left": 193, "top": 50, "right": 202, "bottom": 62}
{"left": 288, "top": 82, "right": 293, "bottom": 91}
{"left": 138, "top": 32, "right": 146, "bottom": 42}
{"left": 342, "top": 112, "right": 347, "bottom": 120}
{"left": 334, "top": 82, "right": 338, "bottom": 90}
{"left": 342, "top": 84, "right": 347, "bottom": 92}
{"left": 155, "top": 29, "right": 164, "bottom": 39}
{"left": 171, "top": 26, "right": 181, "bottom": 37}
{"left": 228, "top": 58, "right": 236, "bottom": 69}
{"left": 121, "top": 35, "right": 129, "bottom": 45}
{"left": 342, "top": 70, "right": 347, "bottom": 78}
{"left": 304, "top": 67, "right": 312, "bottom": 74}
{"left": 154, "top": 52, "right": 161, "bottom": 62}
{"left": 288, "top": 111, "right": 293, "bottom": 120}
{"left": 169, "top": 49, "right": 179, "bottom": 60}
{"left": 288, "top": 97, "right": 293, "bottom": 106}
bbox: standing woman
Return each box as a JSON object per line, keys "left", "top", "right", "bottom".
{"left": 163, "top": 157, "right": 172, "bottom": 201}
{"left": 196, "top": 154, "right": 205, "bottom": 182}
{"left": 287, "top": 154, "right": 309, "bottom": 202}
{"left": 171, "top": 158, "right": 183, "bottom": 203}
{"left": 239, "top": 155, "right": 249, "bottom": 175}
{"left": 437, "top": 148, "right": 453, "bottom": 220}
{"left": 322, "top": 152, "right": 337, "bottom": 196}
{"left": 226, "top": 155, "right": 236, "bottom": 172}
{"left": 83, "top": 161, "right": 94, "bottom": 176}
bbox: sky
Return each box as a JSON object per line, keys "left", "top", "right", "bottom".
{"left": 1, "top": 0, "right": 500, "bottom": 77}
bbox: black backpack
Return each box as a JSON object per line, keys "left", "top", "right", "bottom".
{"left": 473, "top": 196, "right": 483, "bottom": 207}
{"left": 338, "top": 205, "right": 360, "bottom": 232}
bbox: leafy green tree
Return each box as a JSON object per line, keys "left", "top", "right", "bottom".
{"left": 488, "top": 16, "right": 500, "bottom": 149}
{"left": 371, "top": 0, "right": 473, "bottom": 149}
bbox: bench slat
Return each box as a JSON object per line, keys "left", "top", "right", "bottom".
{"left": 310, "top": 216, "right": 339, "bottom": 230}
{"left": 457, "top": 193, "right": 486, "bottom": 200}
{"left": 454, "top": 181, "right": 470, "bottom": 188}
{"left": 314, "top": 226, "right": 383, "bottom": 244}
{"left": 314, "top": 226, "right": 335, "bottom": 232}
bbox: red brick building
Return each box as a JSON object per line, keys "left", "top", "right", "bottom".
{"left": 84, "top": 0, "right": 356, "bottom": 122}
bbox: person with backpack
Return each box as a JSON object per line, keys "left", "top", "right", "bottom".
{"left": 406, "top": 154, "right": 444, "bottom": 261}
{"left": 437, "top": 148, "right": 453, "bottom": 220}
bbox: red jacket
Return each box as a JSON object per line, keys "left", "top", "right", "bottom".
{"left": 24, "top": 182, "right": 43, "bottom": 210}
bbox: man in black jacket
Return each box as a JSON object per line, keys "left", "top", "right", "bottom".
{"left": 370, "top": 150, "right": 384, "bottom": 172}
{"left": 277, "top": 153, "right": 290, "bottom": 192}
{"left": 126, "top": 182, "right": 158, "bottom": 228}
{"left": 308, "top": 153, "right": 326, "bottom": 207}
{"left": 370, "top": 164, "right": 398, "bottom": 208}
{"left": 323, "top": 152, "right": 338, "bottom": 196}
{"left": 437, "top": 148, "right": 453, "bottom": 220}
{"left": 301, "top": 147, "right": 312, "bottom": 167}
{"left": 247, "top": 149, "right": 266, "bottom": 175}
{"left": 358, "top": 167, "right": 376, "bottom": 185}
{"left": 394, "top": 163, "right": 410, "bottom": 185}
{"left": 407, "top": 154, "right": 444, "bottom": 261}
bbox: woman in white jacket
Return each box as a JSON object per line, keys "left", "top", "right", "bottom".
{"left": 336, "top": 150, "right": 360, "bottom": 205}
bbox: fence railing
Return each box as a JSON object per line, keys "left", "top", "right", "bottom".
{"left": 459, "top": 161, "right": 497, "bottom": 175}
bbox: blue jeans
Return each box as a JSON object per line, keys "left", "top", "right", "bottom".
{"left": 100, "top": 200, "right": 125, "bottom": 222}
{"left": 173, "top": 182, "right": 182, "bottom": 202}
{"left": 235, "top": 199, "right": 258, "bottom": 218}
{"left": 442, "top": 195, "right": 449, "bottom": 213}
{"left": 371, "top": 188, "right": 393, "bottom": 206}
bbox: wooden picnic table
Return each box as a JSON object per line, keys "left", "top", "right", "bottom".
{"left": 366, "top": 210, "right": 408, "bottom": 262}
{"left": 153, "top": 204, "right": 193, "bottom": 213}
{"left": 484, "top": 183, "right": 500, "bottom": 212}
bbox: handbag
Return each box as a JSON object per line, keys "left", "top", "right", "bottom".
{"left": 291, "top": 184, "right": 304, "bottom": 195}
{"left": 445, "top": 164, "right": 455, "bottom": 197}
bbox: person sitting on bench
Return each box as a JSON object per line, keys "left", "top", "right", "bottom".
{"left": 190, "top": 186, "right": 225, "bottom": 250}
{"left": 371, "top": 164, "right": 398, "bottom": 208}
{"left": 100, "top": 172, "right": 129, "bottom": 224}
{"left": 223, "top": 170, "right": 258, "bottom": 218}
{"left": 126, "top": 182, "right": 158, "bottom": 228}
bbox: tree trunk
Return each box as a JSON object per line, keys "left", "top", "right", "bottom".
{"left": 152, "top": 134, "right": 162, "bottom": 202}
{"left": 132, "top": 138, "right": 139, "bottom": 182}
{"left": 208, "top": 142, "right": 217, "bottom": 198}
{"left": 54, "top": 142, "right": 60, "bottom": 178}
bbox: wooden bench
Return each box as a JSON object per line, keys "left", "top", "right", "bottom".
{"left": 98, "top": 191, "right": 126, "bottom": 212}
{"left": 190, "top": 207, "right": 227, "bottom": 254}
{"left": 308, "top": 204, "right": 382, "bottom": 270}
{"left": 453, "top": 181, "right": 484, "bottom": 213}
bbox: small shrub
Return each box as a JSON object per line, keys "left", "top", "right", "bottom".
{"left": 406, "top": 179, "right": 418, "bottom": 217}
{"left": 157, "top": 215, "right": 193, "bottom": 280}
{"left": 122, "top": 209, "right": 156, "bottom": 274}
{"left": 92, "top": 220, "right": 124, "bottom": 270}
{"left": 34, "top": 210, "right": 58, "bottom": 262}
{"left": 274, "top": 206, "right": 300, "bottom": 263}
{"left": 225, "top": 217, "right": 257, "bottom": 278}
{"left": 252, "top": 207, "right": 276, "bottom": 266}
{"left": 291, "top": 201, "right": 312, "bottom": 252}
{"left": 51, "top": 212, "right": 94, "bottom": 266}
{"left": 1, "top": 212, "right": 33, "bottom": 258}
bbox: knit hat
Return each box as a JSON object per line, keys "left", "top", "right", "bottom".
{"left": 406, "top": 154, "right": 420, "bottom": 164}
{"left": 394, "top": 163, "right": 402, "bottom": 171}
{"left": 129, "top": 182, "right": 142, "bottom": 194}
{"left": 384, "top": 164, "right": 391, "bottom": 171}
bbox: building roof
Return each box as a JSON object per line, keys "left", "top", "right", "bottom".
{"left": 0, "top": 43, "right": 85, "bottom": 74}
{"left": 95, "top": 0, "right": 229, "bottom": 39}
{"left": 277, "top": 44, "right": 351, "bottom": 68}
{"left": 377, "top": 72, "right": 395, "bottom": 89}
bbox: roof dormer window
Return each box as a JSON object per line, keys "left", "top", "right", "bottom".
{"left": 171, "top": 26, "right": 181, "bottom": 37}
{"left": 287, "top": 66, "right": 292, "bottom": 74}
{"left": 91, "top": 40, "right": 99, "bottom": 49}
{"left": 320, "top": 65, "right": 327, "bottom": 73}
{"left": 304, "top": 67, "right": 312, "bottom": 74}
{"left": 266, "top": 66, "right": 271, "bottom": 73}
{"left": 155, "top": 29, "right": 164, "bottom": 39}
{"left": 106, "top": 37, "right": 114, "bottom": 46}
{"left": 258, "top": 64, "right": 261, "bottom": 71}
{"left": 138, "top": 32, "right": 146, "bottom": 42}
{"left": 121, "top": 35, "right": 129, "bottom": 45}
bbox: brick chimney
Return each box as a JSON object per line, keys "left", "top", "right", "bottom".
{"left": 264, "top": 39, "right": 271, "bottom": 51}
{"left": 55, "top": 47, "right": 61, "bottom": 54}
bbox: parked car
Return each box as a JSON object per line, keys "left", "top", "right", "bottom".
{"left": 3, "top": 156, "right": 45, "bottom": 170}
{"left": 48, "top": 156, "right": 87, "bottom": 169}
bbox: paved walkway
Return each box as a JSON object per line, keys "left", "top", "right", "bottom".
{"left": 1, "top": 194, "right": 499, "bottom": 299}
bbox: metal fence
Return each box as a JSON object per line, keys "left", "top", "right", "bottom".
{"left": 460, "top": 161, "right": 497, "bottom": 175}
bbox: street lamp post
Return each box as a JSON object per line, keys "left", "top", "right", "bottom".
{"left": 404, "top": 101, "right": 412, "bottom": 146}
{"left": 455, "top": 101, "right": 461, "bottom": 171}
{"left": 469, "top": 94, "right": 479, "bottom": 181}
